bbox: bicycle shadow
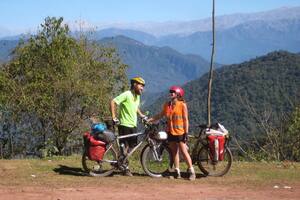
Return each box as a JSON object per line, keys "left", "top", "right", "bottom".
{"left": 132, "top": 171, "right": 207, "bottom": 179}
{"left": 53, "top": 165, "right": 90, "bottom": 176}
{"left": 181, "top": 172, "right": 207, "bottom": 179}
{"left": 53, "top": 165, "right": 207, "bottom": 179}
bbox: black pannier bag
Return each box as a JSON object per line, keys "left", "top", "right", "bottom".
{"left": 95, "top": 130, "right": 116, "bottom": 144}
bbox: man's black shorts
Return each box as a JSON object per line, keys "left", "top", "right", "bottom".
{"left": 118, "top": 125, "right": 137, "bottom": 148}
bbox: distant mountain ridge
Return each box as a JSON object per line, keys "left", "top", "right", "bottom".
{"left": 155, "top": 17, "right": 300, "bottom": 64}
{"left": 0, "top": 40, "right": 19, "bottom": 62}
{"left": 1, "top": 6, "right": 299, "bottom": 39}
{"left": 90, "top": 6, "right": 300, "bottom": 64}
{"left": 91, "top": 6, "right": 300, "bottom": 36}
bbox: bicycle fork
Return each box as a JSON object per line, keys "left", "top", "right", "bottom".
{"left": 149, "top": 140, "right": 163, "bottom": 162}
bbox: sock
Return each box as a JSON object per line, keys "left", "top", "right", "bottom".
{"left": 188, "top": 167, "right": 195, "bottom": 173}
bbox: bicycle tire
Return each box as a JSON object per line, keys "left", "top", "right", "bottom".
{"left": 82, "top": 146, "right": 117, "bottom": 177}
{"left": 197, "top": 145, "right": 232, "bottom": 177}
{"left": 141, "top": 144, "right": 172, "bottom": 178}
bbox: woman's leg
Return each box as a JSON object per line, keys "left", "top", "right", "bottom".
{"left": 178, "top": 142, "right": 193, "bottom": 168}
{"left": 179, "top": 141, "right": 195, "bottom": 180}
{"left": 169, "top": 141, "right": 181, "bottom": 178}
{"left": 169, "top": 141, "right": 179, "bottom": 169}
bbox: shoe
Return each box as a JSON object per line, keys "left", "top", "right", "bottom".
{"left": 187, "top": 168, "right": 196, "bottom": 181}
{"left": 123, "top": 169, "right": 133, "bottom": 177}
{"left": 174, "top": 168, "right": 181, "bottom": 179}
{"left": 162, "top": 169, "right": 172, "bottom": 177}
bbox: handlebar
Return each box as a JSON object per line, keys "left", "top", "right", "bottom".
{"left": 198, "top": 124, "right": 208, "bottom": 129}
{"left": 141, "top": 116, "right": 149, "bottom": 124}
{"left": 198, "top": 123, "right": 220, "bottom": 129}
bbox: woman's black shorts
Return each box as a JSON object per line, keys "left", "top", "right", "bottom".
{"left": 167, "top": 133, "right": 187, "bottom": 143}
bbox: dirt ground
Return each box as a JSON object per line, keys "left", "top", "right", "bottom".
{"left": 1, "top": 159, "right": 299, "bottom": 200}
{"left": 0, "top": 179, "right": 299, "bottom": 200}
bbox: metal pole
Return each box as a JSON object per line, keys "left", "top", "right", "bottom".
{"left": 207, "top": 0, "right": 215, "bottom": 127}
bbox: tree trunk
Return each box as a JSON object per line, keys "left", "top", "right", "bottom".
{"left": 207, "top": 0, "right": 216, "bottom": 127}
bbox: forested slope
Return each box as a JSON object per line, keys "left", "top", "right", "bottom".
{"left": 147, "top": 51, "right": 300, "bottom": 138}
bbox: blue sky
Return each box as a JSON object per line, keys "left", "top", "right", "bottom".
{"left": 1, "top": 0, "right": 300, "bottom": 34}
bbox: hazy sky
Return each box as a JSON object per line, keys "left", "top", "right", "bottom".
{"left": 1, "top": 0, "right": 300, "bottom": 34}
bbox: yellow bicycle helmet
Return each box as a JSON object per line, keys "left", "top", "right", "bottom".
{"left": 130, "top": 77, "right": 145, "bottom": 86}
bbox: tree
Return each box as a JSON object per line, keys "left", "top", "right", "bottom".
{"left": 1, "top": 17, "right": 127, "bottom": 155}
{"left": 233, "top": 94, "right": 300, "bottom": 161}
{"left": 284, "top": 106, "right": 300, "bottom": 161}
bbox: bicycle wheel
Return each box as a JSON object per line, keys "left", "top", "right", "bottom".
{"left": 82, "top": 146, "right": 117, "bottom": 177}
{"left": 197, "top": 146, "right": 232, "bottom": 177}
{"left": 141, "top": 144, "right": 172, "bottom": 178}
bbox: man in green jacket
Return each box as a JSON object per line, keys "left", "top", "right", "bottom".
{"left": 110, "top": 77, "right": 146, "bottom": 176}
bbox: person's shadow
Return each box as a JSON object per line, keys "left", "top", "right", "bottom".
{"left": 53, "top": 165, "right": 90, "bottom": 176}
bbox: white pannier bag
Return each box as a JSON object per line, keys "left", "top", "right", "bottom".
{"left": 156, "top": 131, "right": 168, "bottom": 140}
{"left": 205, "top": 123, "right": 229, "bottom": 136}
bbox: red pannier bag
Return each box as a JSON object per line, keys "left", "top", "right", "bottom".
{"left": 207, "top": 135, "right": 226, "bottom": 161}
{"left": 83, "top": 132, "right": 106, "bottom": 161}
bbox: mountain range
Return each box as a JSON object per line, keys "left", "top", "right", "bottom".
{"left": 3, "top": 6, "right": 300, "bottom": 62}
{"left": 154, "top": 17, "right": 300, "bottom": 64}
{"left": 1, "top": 6, "right": 300, "bottom": 65}
{"left": 99, "top": 36, "right": 211, "bottom": 94}
{"left": 87, "top": 6, "right": 300, "bottom": 64}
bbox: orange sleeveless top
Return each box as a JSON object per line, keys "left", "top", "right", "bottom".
{"left": 163, "top": 101, "right": 187, "bottom": 136}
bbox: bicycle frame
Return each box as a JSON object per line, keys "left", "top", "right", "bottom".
{"left": 188, "top": 129, "right": 207, "bottom": 164}
{"left": 116, "top": 132, "right": 145, "bottom": 159}
{"left": 103, "top": 126, "right": 164, "bottom": 167}
{"left": 187, "top": 135, "right": 201, "bottom": 164}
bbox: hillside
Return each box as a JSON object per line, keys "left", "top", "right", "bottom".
{"left": 0, "top": 40, "right": 18, "bottom": 62}
{"left": 146, "top": 51, "right": 300, "bottom": 138}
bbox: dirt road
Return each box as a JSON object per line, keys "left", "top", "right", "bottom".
{"left": 0, "top": 178, "right": 299, "bottom": 200}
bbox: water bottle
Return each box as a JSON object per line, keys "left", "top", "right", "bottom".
{"left": 120, "top": 143, "right": 125, "bottom": 156}
{"left": 214, "top": 138, "right": 219, "bottom": 161}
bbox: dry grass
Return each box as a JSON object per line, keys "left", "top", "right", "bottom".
{"left": 0, "top": 155, "right": 300, "bottom": 188}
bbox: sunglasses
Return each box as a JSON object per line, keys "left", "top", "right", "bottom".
{"left": 169, "top": 90, "right": 176, "bottom": 94}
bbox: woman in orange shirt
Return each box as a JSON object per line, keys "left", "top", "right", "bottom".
{"left": 148, "top": 86, "right": 195, "bottom": 180}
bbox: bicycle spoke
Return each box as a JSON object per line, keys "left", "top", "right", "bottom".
{"left": 141, "top": 145, "right": 172, "bottom": 178}
{"left": 197, "top": 146, "right": 232, "bottom": 176}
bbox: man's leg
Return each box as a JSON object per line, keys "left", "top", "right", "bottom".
{"left": 118, "top": 125, "right": 136, "bottom": 176}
